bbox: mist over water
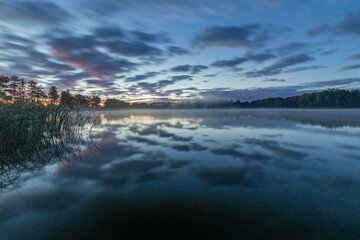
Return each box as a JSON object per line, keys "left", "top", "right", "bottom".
{"left": 1, "top": 109, "right": 360, "bottom": 239}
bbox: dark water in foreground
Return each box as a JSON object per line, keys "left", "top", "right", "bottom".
{"left": 2, "top": 109, "right": 360, "bottom": 239}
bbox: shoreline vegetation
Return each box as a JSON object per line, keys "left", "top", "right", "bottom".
{"left": 0, "top": 75, "right": 93, "bottom": 190}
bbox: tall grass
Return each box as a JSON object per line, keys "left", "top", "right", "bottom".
{"left": 0, "top": 101, "right": 92, "bottom": 189}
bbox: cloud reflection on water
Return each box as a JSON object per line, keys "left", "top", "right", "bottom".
{"left": 2, "top": 109, "right": 360, "bottom": 239}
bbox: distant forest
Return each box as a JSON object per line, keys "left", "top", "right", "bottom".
{"left": 102, "top": 88, "right": 360, "bottom": 109}
{"left": 1, "top": 75, "right": 360, "bottom": 108}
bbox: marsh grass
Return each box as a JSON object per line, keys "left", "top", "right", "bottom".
{"left": 0, "top": 101, "right": 93, "bottom": 190}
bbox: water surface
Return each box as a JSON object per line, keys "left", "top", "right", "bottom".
{"left": 2, "top": 109, "right": 360, "bottom": 239}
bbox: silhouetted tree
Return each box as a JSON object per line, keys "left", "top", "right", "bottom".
{"left": 90, "top": 95, "right": 101, "bottom": 107}
{"left": 18, "top": 78, "right": 26, "bottom": 101}
{"left": 104, "top": 99, "right": 131, "bottom": 108}
{"left": 35, "top": 85, "right": 47, "bottom": 103}
{"left": 60, "top": 90, "right": 73, "bottom": 106}
{"left": 27, "top": 80, "right": 38, "bottom": 102}
{"left": 73, "top": 94, "right": 90, "bottom": 107}
{"left": 48, "top": 86, "right": 59, "bottom": 104}
{"left": 8, "top": 76, "right": 21, "bottom": 101}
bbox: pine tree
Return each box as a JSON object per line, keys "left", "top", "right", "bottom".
{"left": 48, "top": 86, "right": 59, "bottom": 104}
{"left": 27, "top": 80, "right": 38, "bottom": 102}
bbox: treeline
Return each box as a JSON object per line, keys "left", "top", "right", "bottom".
{"left": 2, "top": 75, "right": 360, "bottom": 109}
{"left": 0, "top": 75, "right": 101, "bottom": 107}
{"left": 104, "top": 89, "right": 360, "bottom": 109}
{"left": 235, "top": 89, "right": 360, "bottom": 108}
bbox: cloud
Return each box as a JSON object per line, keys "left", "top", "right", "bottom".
{"left": 305, "top": 77, "right": 360, "bottom": 88}
{"left": 305, "top": 24, "right": 331, "bottom": 37}
{"left": 50, "top": 36, "right": 136, "bottom": 78}
{"left": 171, "top": 75, "right": 193, "bottom": 81}
{"left": 245, "top": 52, "right": 276, "bottom": 62}
{"left": 211, "top": 57, "right": 247, "bottom": 69}
{"left": 102, "top": 40, "right": 163, "bottom": 57}
{"left": 263, "top": 78, "right": 285, "bottom": 82}
{"left": 306, "top": 9, "right": 360, "bottom": 37}
{"left": 94, "top": 27, "right": 125, "bottom": 39}
{"left": 339, "top": 65, "right": 360, "bottom": 71}
{"left": 194, "top": 24, "right": 282, "bottom": 49}
{"left": 86, "top": 79, "right": 114, "bottom": 88}
{"left": 136, "top": 75, "right": 193, "bottom": 94}
{"left": 0, "top": 1, "right": 72, "bottom": 24}
{"left": 125, "top": 72, "right": 160, "bottom": 82}
{"left": 43, "top": 61, "right": 75, "bottom": 72}
{"left": 171, "top": 64, "right": 208, "bottom": 74}
{"left": 131, "top": 31, "right": 170, "bottom": 43}
{"left": 275, "top": 42, "right": 309, "bottom": 56}
{"left": 346, "top": 54, "right": 360, "bottom": 60}
{"left": 284, "top": 65, "right": 325, "bottom": 73}
{"left": 55, "top": 72, "right": 91, "bottom": 89}
{"left": 167, "top": 46, "right": 190, "bottom": 56}
{"left": 210, "top": 52, "right": 276, "bottom": 71}
{"left": 246, "top": 53, "right": 314, "bottom": 77}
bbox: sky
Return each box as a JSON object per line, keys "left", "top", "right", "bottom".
{"left": 0, "top": 0, "right": 360, "bottom": 102}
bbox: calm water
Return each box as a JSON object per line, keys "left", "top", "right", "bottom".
{"left": 2, "top": 109, "right": 360, "bottom": 239}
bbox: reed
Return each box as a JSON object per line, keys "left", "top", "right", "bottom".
{"left": 0, "top": 101, "right": 91, "bottom": 189}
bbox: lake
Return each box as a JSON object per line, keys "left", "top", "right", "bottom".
{"left": 1, "top": 109, "right": 360, "bottom": 239}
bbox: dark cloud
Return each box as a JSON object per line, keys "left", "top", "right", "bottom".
{"left": 1, "top": 33, "right": 35, "bottom": 45}
{"left": 211, "top": 57, "right": 247, "bottom": 69}
{"left": 171, "top": 75, "right": 193, "bottom": 81}
{"left": 0, "top": 1, "right": 72, "bottom": 24}
{"left": 306, "top": 9, "right": 360, "bottom": 37}
{"left": 95, "top": 27, "right": 125, "bottom": 39}
{"left": 86, "top": 79, "right": 114, "bottom": 88}
{"left": 245, "top": 52, "right": 276, "bottom": 62}
{"left": 167, "top": 46, "right": 190, "bottom": 56}
{"left": 275, "top": 42, "right": 309, "bottom": 56}
{"left": 102, "top": 40, "right": 163, "bottom": 57}
{"left": 333, "top": 9, "right": 360, "bottom": 36}
{"left": 171, "top": 64, "right": 191, "bottom": 72}
{"left": 191, "top": 65, "right": 209, "bottom": 74}
{"left": 339, "top": 65, "right": 360, "bottom": 71}
{"left": 55, "top": 72, "right": 91, "bottom": 89}
{"left": 131, "top": 31, "right": 170, "bottom": 43}
{"left": 171, "top": 64, "right": 208, "bottom": 74}
{"left": 211, "top": 52, "right": 275, "bottom": 71}
{"left": 263, "top": 78, "right": 285, "bottom": 82}
{"left": 246, "top": 53, "right": 313, "bottom": 77}
{"left": 194, "top": 24, "right": 281, "bottom": 49}
{"left": 51, "top": 36, "right": 136, "bottom": 78}
{"left": 284, "top": 65, "right": 325, "bottom": 73}
{"left": 125, "top": 72, "right": 160, "bottom": 82}
{"left": 136, "top": 76, "right": 192, "bottom": 94}
{"left": 43, "top": 61, "right": 75, "bottom": 72}
{"left": 305, "top": 24, "right": 331, "bottom": 37}
{"left": 346, "top": 53, "right": 360, "bottom": 60}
